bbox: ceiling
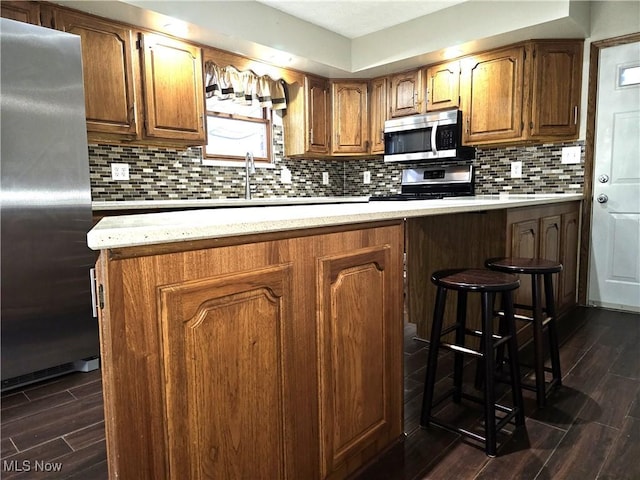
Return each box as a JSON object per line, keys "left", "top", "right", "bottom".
{"left": 53, "top": 1, "right": 591, "bottom": 79}
{"left": 255, "top": 0, "right": 468, "bottom": 39}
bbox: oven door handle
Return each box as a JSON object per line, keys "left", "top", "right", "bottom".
{"left": 431, "top": 121, "right": 438, "bottom": 156}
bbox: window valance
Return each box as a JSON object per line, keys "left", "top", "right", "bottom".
{"left": 204, "top": 61, "right": 287, "bottom": 110}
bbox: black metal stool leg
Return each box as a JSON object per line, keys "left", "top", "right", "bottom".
{"left": 503, "top": 291, "right": 525, "bottom": 426}
{"left": 420, "top": 286, "right": 447, "bottom": 427}
{"left": 544, "top": 272, "right": 562, "bottom": 387}
{"left": 481, "top": 291, "right": 497, "bottom": 457}
{"left": 531, "top": 273, "right": 546, "bottom": 408}
{"left": 453, "top": 291, "right": 467, "bottom": 403}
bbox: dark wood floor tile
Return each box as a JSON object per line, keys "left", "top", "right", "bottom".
{"left": 6, "top": 439, "right": 107, "bottom": 480}
{"left": 474, "top": 418, "right": 565, "bottom": 480}
{"left": 24, "top": 371, "right": 101, "bottom": 402}
{"left": 1, "top": 437, "right": 17, "bottom": 458}
{"left": 0, "top": 438, "right": 72, "bottom": 479}
{"left": 562, "top": 343, "right": 621, "bottom": 393}
{"left": 525, "top": 383, "right": 592, "bottom": 430}
{"left": 404, "top": 377, "right": 424, "bottom": 403}
{"left": 597, "top": 416, "right": 640, "bottom": 480}
{"left": 538, "top": 418, "right": 618, "bottom": 480}
{"left": 1, "top": 391, "right": 76, "bottom": 424}
{"left": 404, "top": 337, "right": 428, "bottom": 356}
{"left": 63, "top": 421, "right": 106, "bottom": 451}
{"left": 1, "top": 392, "right": 29, "bottom": 411}
{"left": 355, "top": 427, "right": 460, "bottom": 480}
{"left": 4, "top": 393, "right": 104, "bottom": 452}
{"left": 628, "top": 387, "right": 640, "bottom": 420}
{"left": 404, "top": 349, "right": 428, "bottom": 376}
{"left": 64, "top": 459, "right": 109, "bottom": 480}
{"left": 609, "top": 343, "right": 640, "bottom": 380}
{"left": 417, "top": 435, "right": 490, "bottom": 480}
{"left": 558, "top": 320, "right": 607, "bottom": 354}
{"left": 68, "top": 378, "right": 103, "bottom": 399}
{"left": 578, "top": 373, "right": 640, "bottom": 429}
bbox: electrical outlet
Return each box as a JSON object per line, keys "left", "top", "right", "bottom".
{"left": 280, "top": 166, "right": 292, "bottom": 184}
{"left": 511, "top": 161, "right": 522, "bottom": 178}
{"left": 561, "top": 146, "right": 581, "bottom": 164}
{"left": 111, "top": 163, "right": 130, "bottom": 181}
{"left": 363, "top": 171, "right": 371, "bottom": 184}
{"left": 322, "top": 172, "right": 329, "bottom": 185}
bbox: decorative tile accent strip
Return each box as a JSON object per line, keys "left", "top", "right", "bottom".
{"left": 89, "top": 134, "right": 584, "bottom": 201}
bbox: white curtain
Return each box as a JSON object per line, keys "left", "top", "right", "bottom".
{"left": 204, "top": 62, "right": 287, "bottom": 110}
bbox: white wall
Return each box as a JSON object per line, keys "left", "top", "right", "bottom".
{"left": 579, "top": 1, "right": 640, "bottom": 138}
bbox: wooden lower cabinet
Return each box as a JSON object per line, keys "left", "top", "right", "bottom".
{"left": 95, "top": 222, "right": 404, "bottom": 479}
{"left": 408, "top": 202, "right": 581, "bottom": 342}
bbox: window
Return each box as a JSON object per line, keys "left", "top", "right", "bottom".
{"left": 205, "top": 97, "right": 271, "bottom": 162}
{"left": 203, "top": 62, "right": 287, "bottom": 164}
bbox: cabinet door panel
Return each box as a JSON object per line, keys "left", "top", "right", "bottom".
{"left": 307, "top": 76, "right": 330, "bottom": 153}
{"left": 529, "top": 42, "right": 582, "bottom": 138}
{"left": 559, "top": 210, "right": 579, "bottom": 310}
{"left": 540, "top": 215, "right": 562, "bottom": 301}
{"left": 55, "top": 11, "right": 137, "bottom": 137}
{"left": 426, "top": 61, "right": 460, "bottom": 111}
{"left": 332, "top": 81, "right": 368, "bottom": 154}
{"left": 390, "top": 69, "right": 422, "bottom": 117}
{"left": 159, "top": 265, "right": 293, "bottom": 480}
{"left": 462, "top": 47, "right": 525, "bottom": 144}
{"left": 141, "top": 33, "right": 205, "bottom": 142}
{"left": 1, "top": 1, "right": 40, "bottom": 24}
{"left": 317, "top": 245, "right": 402, "bottom": 479}
{"left": 511, "top": 218, "right": 539, "bottom": 305}
{"left": 369, "top": 77, "right": 388, "bottom": 154}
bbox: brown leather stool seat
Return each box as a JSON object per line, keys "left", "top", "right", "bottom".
{"left": 420, "top": 268, "right": 526, "bottom": 457}
{"left": 485, "top": 257, "right": 563, "bottom": 408}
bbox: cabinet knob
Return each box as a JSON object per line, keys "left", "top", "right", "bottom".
{"left": 597, "top": 194, "right": 608, "bottom": 204}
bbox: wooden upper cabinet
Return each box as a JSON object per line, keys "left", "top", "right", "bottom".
{"left": 461, "top": 46, "right": 526, "bottom": 145}
{"left": 1, "top": 1, "right": 40, "bottom": 24}
{"left": 425, "top": 60, "right": 460, "bottom": 111}
{"left": 528, "top": 40, "right": 582, "bottom": 139}
{"left": 306, "top": 76, "right": 331, "bottom": 154}
{"left": 459, "top": 40, "right": 583, "bottom": 146}
{"left": 53, "top": 11, "right": 138, "bottom": 139}
{"left": 369, "top": 77, "right": 388, "bottom": 155}
{"left": 331, "top": 81, "right": 368, "bottom": 155}
{"left": 139, "top": 33, "right": 206, "bottom": 143}
{"left": 389, "top": 68, "right": 423, "bottom": 118}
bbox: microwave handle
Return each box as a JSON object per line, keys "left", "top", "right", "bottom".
{"left": 431, "top": 121, "right": 438, "bottom": 155}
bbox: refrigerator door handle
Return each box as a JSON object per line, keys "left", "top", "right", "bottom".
{"left": 90, "top": 268, "right": 98, "bottom": 318}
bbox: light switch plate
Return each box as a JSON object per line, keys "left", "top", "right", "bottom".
{"left": 561, "top": 146, "right": 581, "bottom": 164}
{"left": 111, "top": 163, "right": 130, "bottom": 181}
{"left": 363, "top": 171, "right": 371, "bottom": 184}
{"left": 322, "top": 172, "right": 329, "bottom": 185}
{"left": 281, "top": 166, "right": 292, "bottom": 184}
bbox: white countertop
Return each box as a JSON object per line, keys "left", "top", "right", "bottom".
{"left": 87, "top": 194, "right": 583, "bottom": 250}
{"left": 92, "top": 196, "right": 370, "bottom": 211}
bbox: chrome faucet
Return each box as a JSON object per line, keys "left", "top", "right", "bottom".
{"left": 245, "top": 152, "right": 255, "bottom": 200}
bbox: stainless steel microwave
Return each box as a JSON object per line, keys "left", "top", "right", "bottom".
{"left": 383, "top": 109, "right": 476, "bottom": 163}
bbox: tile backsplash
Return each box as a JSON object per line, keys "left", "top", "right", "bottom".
{"left": 89, "top": 134, "right": 585, "bottom": 201}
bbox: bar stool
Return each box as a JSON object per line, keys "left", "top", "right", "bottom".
{"left": 420, "top": 268, "right": 526, "bottom": 457}
{"left": 485, "top": 257, "right": 563, "bottom": 408}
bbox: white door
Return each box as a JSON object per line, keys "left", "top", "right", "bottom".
{"left": 588, "top": 41, "right": 640, "bottom": 312}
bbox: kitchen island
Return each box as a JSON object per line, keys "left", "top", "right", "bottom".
{"left": 89, "top": 194, "right": 581, "bottom": 480}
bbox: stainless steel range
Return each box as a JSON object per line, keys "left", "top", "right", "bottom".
{"left": 370, "top": 164, "right": 474, "bottom": 201}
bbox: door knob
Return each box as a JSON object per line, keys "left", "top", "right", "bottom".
{"left": 598, "top": 174, "right": 610, "bottom": 183}
{"left": 597, "top": 194, "right": 608, "bottom": 204}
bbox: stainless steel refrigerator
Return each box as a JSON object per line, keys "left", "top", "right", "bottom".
{"left": 1, "top": 18, "right": 99, "bottom": 388}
